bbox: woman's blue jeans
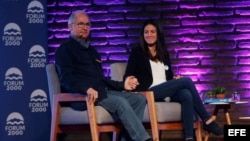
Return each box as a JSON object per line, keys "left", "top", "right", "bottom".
{"left": 97, "top": 90, "right": 150, "bottom": 141}
{"left": 149, "top": 77, "right": 211, "bottom": 138}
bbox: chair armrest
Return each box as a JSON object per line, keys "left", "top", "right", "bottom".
{"left": 52, "top": 93, "right": 89, "bottom": 116}
{"left": 53, "top": 93, "right": 87, "bottom": 103}
{"left": 135, "top": 91, "right": 159, "bottom": 141}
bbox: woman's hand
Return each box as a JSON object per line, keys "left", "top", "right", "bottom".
{"left": 124, "top": 76, "right": 139, "bottom": 90}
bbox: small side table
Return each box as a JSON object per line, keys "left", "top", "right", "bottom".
{"left": 203, "top": 101, "right": 248, "bottom": 141}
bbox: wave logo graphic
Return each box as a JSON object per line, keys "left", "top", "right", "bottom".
{"left": 2, "top": 23, "right": 22, "bottom": 46}
{"left": 6, "top": 112, "right": 24, "bottom": 125}
{"left": 30, "top": 89, "right": 47, "bottom": 102}
{"left": 3, "top": 67, "right": 24, "bottom": 91}
{"left": 27, "top": 45, "right": 47, "bottom": 68}
{"left": 3, "top": 23, "right": 21, "bottom": 36}
{"left": 29, "top": 89, "right": 49, "bottom": 112}
{"left": 26, "top": 0, "right": 45, "bottom": 23}
{"left": 5, "top": 112, "right": 25, "bottom": 136}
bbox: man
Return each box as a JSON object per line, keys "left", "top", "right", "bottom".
{"left": 55, "top": 10, "right": 153, "bottom": 141}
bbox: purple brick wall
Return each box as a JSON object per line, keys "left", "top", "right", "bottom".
{"left": 47, "top": 0, "right": 250, "bottom": 122}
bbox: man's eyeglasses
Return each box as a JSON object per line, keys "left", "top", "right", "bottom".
{"left": 73, "top": 22, "right": 91, "bottom": 28}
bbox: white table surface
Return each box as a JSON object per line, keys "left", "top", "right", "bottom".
{"left": 205, "top": 101, "right": 248, "bottom": 105}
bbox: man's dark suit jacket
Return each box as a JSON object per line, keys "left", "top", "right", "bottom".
{"left": 55, "top": 37, "right": 124, "bottom": 110}
{"left": 124, "top": 46, "right": 174, "bottom": 91}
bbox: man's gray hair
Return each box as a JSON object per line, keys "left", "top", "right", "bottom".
{"left": 68, "top": 10, "right": 89, "bottom": 25}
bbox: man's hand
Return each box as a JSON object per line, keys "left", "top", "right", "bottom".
{"left": 124, "top": 76, "right": 139, "bottom": 90}
{"left": 86, "top": 88, "right": 98, "bottom": 103}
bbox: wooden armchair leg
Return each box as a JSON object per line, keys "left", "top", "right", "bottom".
{"left": 86, "top": 100, "right": 99, "bottom": 141}
{"left": 139, "top": 91, "right": 159, "bottom": 141}
{"left": 195, "top": 125, "right": 202, "bottom": 141}
{"left": 51, "top": 98, "right": 61, "bottom": 141}
{"left": 204, "top": 132, "right": 210, "bottom": 141}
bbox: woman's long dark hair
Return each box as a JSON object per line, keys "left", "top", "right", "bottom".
{"left": 139, "top": 19, "right": 166, "bottom": 62}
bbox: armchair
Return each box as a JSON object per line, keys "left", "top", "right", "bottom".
{"left": 46, "top": 63, "right": 158, "bottom": 141}
{"left": 110, "top": 62, "right": 202, "bottom": 141}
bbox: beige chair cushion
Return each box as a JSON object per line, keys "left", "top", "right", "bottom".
{"left": 143, "top": 102, "right": 181, "bottom": 123}
{"left": 60, "top": 106, "right": 118, "bottom": 125}
{"left": 46, "top": 64, "right": 119, "bottom": 125}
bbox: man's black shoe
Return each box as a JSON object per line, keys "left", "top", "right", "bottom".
{"left": 203, "top": 121, "right": 223, "bottom": 135}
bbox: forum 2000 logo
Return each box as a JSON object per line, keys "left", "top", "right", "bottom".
{"left": 26, "top": 0, "right": 45, "bottom": 24}
{"left": 5, "top": 112, "right": 25, "bottom": 136}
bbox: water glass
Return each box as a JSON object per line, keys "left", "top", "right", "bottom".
{"left": 233, "top": 91, "right": 240, "bottom": 102}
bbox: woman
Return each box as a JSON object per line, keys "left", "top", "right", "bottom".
{"left": 123, "top": 19, "right": 223, "bottom": 141}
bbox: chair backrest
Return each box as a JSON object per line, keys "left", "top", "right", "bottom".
{"left": 110, "top": 62, "right": 127, "bottom": 81}
{"left": 46, "top": 64, "right": 61, "bottom": 105}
